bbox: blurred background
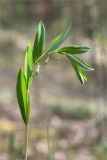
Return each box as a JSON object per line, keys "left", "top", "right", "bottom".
{"left": 0, "top": 0, "right": 107, "bottom": 160}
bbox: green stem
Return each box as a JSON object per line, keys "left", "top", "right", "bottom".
{"left": 36, "top": 50, "right": 58, "bottom": 64}
{"left": 36, "top": 51, "right": 47, "bottom": 63}
{"left": 25, "top": 125, "right": 28, "bottom": 160}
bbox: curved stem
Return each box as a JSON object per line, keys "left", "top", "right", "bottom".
{"left": 36, "top": 50, "right": 58, "bottom": 64}
{"left": 25, "top": 125, "right": 28, "bottom": 160}
{"left": 36, "top": 51, "right": 47, "bottom": 64}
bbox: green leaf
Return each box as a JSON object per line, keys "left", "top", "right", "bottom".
{"left": 73, "top": 65, "right": 87, "bottom": 84}
{"left": 47, "top": 26, "right": 71, "bottom": 54}
{"left": 16, "top": 68, "right": 27, "bottom": 125}
{"left": 33, "top": 21, "right": 46, "bottom": 63}
{"left": 58, "top": 45, "right": 90, "bottom": 54}
{"left": 66, "top": 54, "right": 94, "bottom": 71}
{"left": 24, "top": 41, "right": 33, "bottom": 88}
{"left": 26, "top": 93, "right": 30, "bottom": 125}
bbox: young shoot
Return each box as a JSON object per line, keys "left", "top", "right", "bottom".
{"left": 16, "top": 21, "right": 94, "bottom": 160}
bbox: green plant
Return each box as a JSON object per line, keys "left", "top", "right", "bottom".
{"left": 16, "top": 21, "right": 94, "bottom": 160}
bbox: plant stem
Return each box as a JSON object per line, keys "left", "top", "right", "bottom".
{"left": 25, "top": 125, "right": 28, "bottom": 160}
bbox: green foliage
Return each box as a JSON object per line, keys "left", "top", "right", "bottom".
{"left": 66, "top": 54, "right": 93, "bottom": 71}
{"left": 33, "top": 21, "right": 46, "bottom": 63}
{"left": 58, "top": 45, "right": 90, "bottom": 54}
{"left": 73, "top": 65, "right": 87, "bottom": 84}
{"left": 16, "top": 68, "right": 27, "bottom": 125}
{"left": 57, "top": 45, "right": 93, "bottom": 84}
{"left": 16, "top": 68, "right": 30, "bottom": 126}
{"left": 46, "top": 26, "right": 71, "bottom": 54}
{"left": 66, "top": 54, "right": 93, "bottom": 84}
{"left": 16, "top": 20, "right": 94, "bottom": 126}
{"left": 26, "top": 93, "right": 30, "bottom": 124}
{"left": 24, "top": 42, "right": 33, "bottom": 88}
{"left": 16, "top": 21, "right": 94, "bottom": 160}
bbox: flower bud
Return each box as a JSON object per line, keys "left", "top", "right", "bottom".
{"left": 44, "top": 57, "right": 49, "bottom": 65}
{"left": 36, "top": 63, "right": 40, "bottom": 75}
